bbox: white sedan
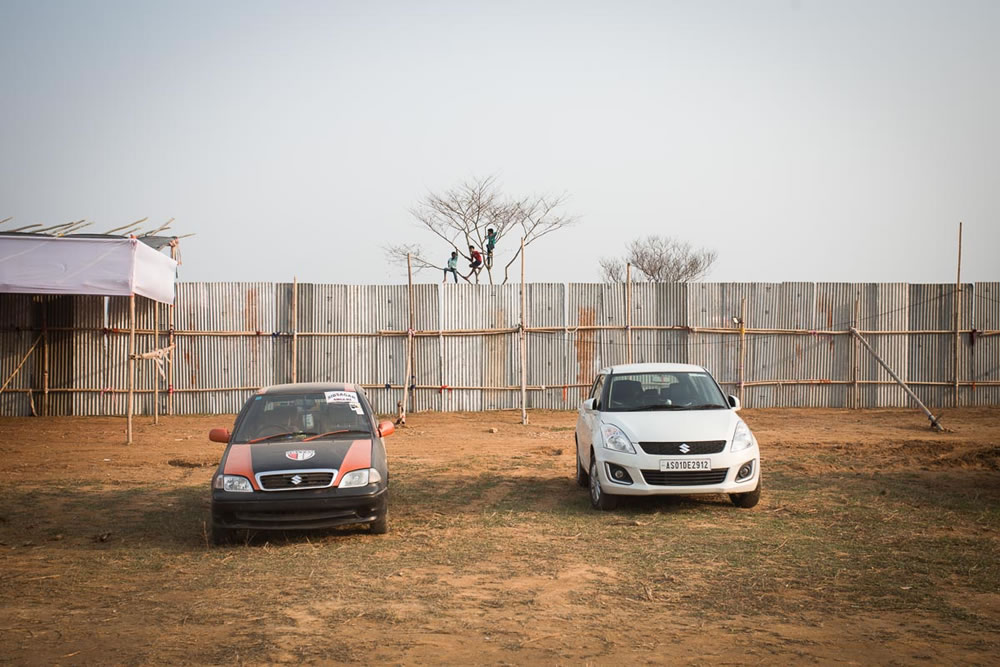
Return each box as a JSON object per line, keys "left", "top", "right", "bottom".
{"left": 575, "top": 363, "right": 761, "bottom": 510}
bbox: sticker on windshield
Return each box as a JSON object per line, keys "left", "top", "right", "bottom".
{"left": 349, "top": 401, "right": 364, "bottom": 415}
{"left": 325, "top": 391, "right": 358, "bottom": 403}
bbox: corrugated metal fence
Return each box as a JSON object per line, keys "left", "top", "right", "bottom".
{"left": 1, "top": 281, "right": 998, "bottom": 416}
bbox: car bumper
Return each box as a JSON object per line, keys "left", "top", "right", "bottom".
{"left": 595, "top": 447, "right": 760, "bottom": 496}
{"left": 211, "top": 484, "right": 387, "bottom": 530}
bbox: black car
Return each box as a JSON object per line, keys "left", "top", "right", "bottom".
{"left": 208, "top": 383, "right": 394, "bottom": 545}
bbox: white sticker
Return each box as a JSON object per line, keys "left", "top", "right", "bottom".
{"left": 349, "top": 402, "right": 364, "bottom": 415}
{"left": 325, "top": 391, "right": 358, "bottom": 403}
{"left": 303, "top": 413, "right": 314, "bottom": 429}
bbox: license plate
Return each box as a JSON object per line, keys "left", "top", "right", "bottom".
{"left": 659, "top": 458, "right": 711, "bottom": 471}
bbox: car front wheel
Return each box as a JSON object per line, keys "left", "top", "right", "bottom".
{"left": 589, "top": 456, "right": 618, "bottom": 511}
{"left": 730, "top": 478, "right": 761, "bottom": 508}
{"left": 211, "top": 522, "right": 235, "bottom": 546}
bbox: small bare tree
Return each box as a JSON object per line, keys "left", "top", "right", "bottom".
{"left": 385, "top": 176, "right": 576, "bottom": 284}
{"left": 600, "top": 235, "right": 717, "bottom": 283}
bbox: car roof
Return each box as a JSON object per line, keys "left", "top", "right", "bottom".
{"left": 256, "top": 382, "right": 362, "bottom": 395}
{"left": 599, "top": 362, "right": 708, "bottom": 375}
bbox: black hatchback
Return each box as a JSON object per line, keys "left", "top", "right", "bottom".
{"left": 208, "top": 383, "right": 394, "bottom": 544}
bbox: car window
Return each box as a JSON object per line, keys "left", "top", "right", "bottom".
{"left": 231, "top": 392, "right": 373, "bottom": 442}
{"left": 605, "top": 372, "right": 728, "bottom": 411}
{"left": 589, "top": 375, "right": 605, "bottom": 401}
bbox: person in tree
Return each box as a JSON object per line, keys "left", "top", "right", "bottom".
{"left": 485, "top": 228, "right": 497, "bottom": 268}
{"left": 443, "top": 250, "right": 459, "bottom": 283}
{"left": 466, "top": 245, "right": 483, "bottom": 279}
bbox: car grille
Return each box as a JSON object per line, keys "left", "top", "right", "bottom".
{"left": 639, "top": 440, "right": 727, "bottom": 455}
{"left": 641, "top": 468, "right": 729, "bottom": 486}
{"left": 258, "top": 471, "right": 335, "bottom": 491}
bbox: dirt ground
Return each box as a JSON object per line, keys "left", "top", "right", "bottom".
{"left": 1, "top": 407, "right": 999, "bottom": 665}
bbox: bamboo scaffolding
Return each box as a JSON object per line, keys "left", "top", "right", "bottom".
{"left": 168, "top": 242, "right": 177, "bottom": 416}
{"left": 42, "top": 299, "right": 49, "bottom": 417}
{"left": 5, "top": 324, "right": 996, "bottom": 338}
{"left": 850, "top": 327, "right": 943, "bottom": 431}
{"left": 954, "top": 221, "right": 962, "bottom": 408}
{"left": 399, "top": 254, "right": 414, "bottom": 424}
{"left": 126, "top": 293, "right": 136, "bottom": 444}
{"left": 519, "top": 237, "right": 527, "bottom": 425}
{"left": 0, "top": 336, "right": 41, "bottom": 396}
{"left": 10, "top": 378, "right": 998, "bottom": 397}
{"left": 153, "top": 300, "right": 159, "bottom": 424}
{"left": 625, "top": 263, "right": 633, "bottom": 364}
{"left": 291, "top": 277, "right": 298, "bottom": 383}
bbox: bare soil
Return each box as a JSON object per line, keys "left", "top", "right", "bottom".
{"left": 1, "top": 407, "right": 999, "bottom": 664}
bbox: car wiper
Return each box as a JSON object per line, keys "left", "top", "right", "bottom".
{"left": 247, "top": 431, "right": 312, "bottom": 443}
{"left": 302, "top": 429, "right": 372, "bottom": 442}
{"left": 624, "top": 404, "right": 686, "bottom": 411}
{"left": 678, "top": 404, "right": 727, "bottom": 410}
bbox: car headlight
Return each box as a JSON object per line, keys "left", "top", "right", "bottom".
{"left": 602, "top": 424, "right": 636, "bottom": 454}
{"left": 214, "top": 475, "right": 253, "bottom": 492}
{"left": 339, "top": 468, "right": 381, "bottom": 488}
{"left": 731, "top": 421, "right": 754, "bottom": 452}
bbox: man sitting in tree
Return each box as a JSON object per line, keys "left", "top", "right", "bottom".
{"left": 485, "top": 228, "right": 497, "bottom": 268}
{"left": 466, "top": 245, "right": 483, "bottom": 280}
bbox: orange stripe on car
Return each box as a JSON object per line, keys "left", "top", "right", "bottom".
{"left": 223, "top": 445, "right": 259, "bottom": 490}
{"left": 335, "top": 439, "right": 372, "bottom": 484}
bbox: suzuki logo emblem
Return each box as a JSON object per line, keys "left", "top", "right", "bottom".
{"left": 679, "top": 443, "right": 690, "bottom": 453}
{"left": 290, "top": 475, "right": 303, "bottom": 485}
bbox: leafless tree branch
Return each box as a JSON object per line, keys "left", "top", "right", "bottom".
{"left": 600, "top": 235, "right": 717, "bottom": 283}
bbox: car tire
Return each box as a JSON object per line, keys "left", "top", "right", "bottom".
{"left": 589, "top": 455, "right": 618, "bottom": 511}
{"left": 730, "top": 478, "right": 761, "bottom": 508}
{"left": 575, "top": 438, "right": 589, "bottom": 487}
{"left": 370, "top": 500, "right": 388, "bottom": 534}
{"left": 211, "top": 522, "right": 235, "bottom": 546}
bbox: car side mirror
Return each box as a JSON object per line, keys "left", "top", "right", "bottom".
{"left": 209, "top": 428, "right": 231, "bottom": 443}
{"left": 582, "top": 398, "right": 596, "bottom": 411}
{"left": 377, "top": 421, "right": 395, "bottom": 437}
{"left": 728, "top": 395, "right": 741, "bottom": 411}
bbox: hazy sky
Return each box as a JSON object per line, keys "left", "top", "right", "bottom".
{"left": 1, "top": 0, "right": 997, "bottom": 285}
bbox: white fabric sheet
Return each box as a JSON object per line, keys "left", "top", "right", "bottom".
{"left": 0, "top": 236, "right": 177, "bottom": 304}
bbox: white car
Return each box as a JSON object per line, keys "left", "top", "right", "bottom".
{"left": 575, "top": 363, "right": 761, "bottom": 510}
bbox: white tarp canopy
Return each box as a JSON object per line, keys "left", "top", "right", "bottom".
{"left": 0, "top": 235, "right": 177, "bottom": 304}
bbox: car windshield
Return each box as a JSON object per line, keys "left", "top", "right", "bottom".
{"left": 231, "top": 391, "right": 372, "bottom": 443}
{"left": 604, "top": 372, "right": 728, "bottom": 411}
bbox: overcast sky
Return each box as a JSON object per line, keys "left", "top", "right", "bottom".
{"left": 1, "top": 0, "right": 997, "bottom": 285}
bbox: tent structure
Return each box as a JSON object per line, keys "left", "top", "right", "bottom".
{"left": 0, "top": 233, "right": 179, "bottom": 443}
{"left": 0, "top": 235, "right": 176, "bottom": 304}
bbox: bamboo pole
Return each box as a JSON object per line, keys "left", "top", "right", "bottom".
{"left": 852, "top": 296, "right": 860, "bottom": 409}
{"left": 738, "top": 297, "right": 746, "bottom": 406}
{"left": 168, "top": 242, "right": 176, "bottom": 416}
{"left": 407, "top": 256, "right": 416, "bottom": 414}
{"left": 850, "top": 327, "right": 943, "bottom": 431}
{"left": 0, "top": 336, "right": 41, "bottom": 396}
{"left": 42, "top": 298, "right": 49, "bottom": 417}
{"left": 127, "top": 293, "right": 136, "bottom": 444}
{"left": 398, "top": 254, "right": 414, "bottom": 424}
{"left": 438, "top": 283, "right": 445, "bottom": 412}
{"left": 520, "top": 236, "right": 528, "bottom": 425}
{"left": 291, "top": 277, "right": 298, "bottom": 383}
{"left": 625, "top": 263, "right": 632, "bottom": 364}
{"left": 153, "top": 299, "right": 159, "bottom": 425}
{"left": 954, "top": 221, "right": 962, "bottom": 408}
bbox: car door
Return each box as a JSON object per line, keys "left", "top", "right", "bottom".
{"left": 576, "top": 374, "right": 605, "bottom": 468}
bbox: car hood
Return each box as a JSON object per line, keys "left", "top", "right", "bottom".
{"left": 600, "top": 409, "right": 740, "bottom": 443}
{"left": 222, "top": 438, "right": 373, "bottom": 489}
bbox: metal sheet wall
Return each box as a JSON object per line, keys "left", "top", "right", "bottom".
{"left": 3, "top": 281, "right": 998, "bottom": 416}
{"left": 972, "top": 283, "right": 1000, "bottom": 406}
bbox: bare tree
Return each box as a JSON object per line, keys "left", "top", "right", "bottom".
{"left": 600, "top": 235, "right": 717, "bottom": 283}
{"left": 385, "top": 176, "right": 577, "bottom": 284}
